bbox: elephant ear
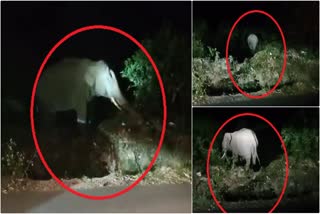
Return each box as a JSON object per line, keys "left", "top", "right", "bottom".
{"left": 85, "top": 60, "right": 106, "bottom": 87}
{"left": 84, "top": 67, "right": 95, "bottom": 87}
{"left": 227, "top": 133, "right": 232, "bottom": 146}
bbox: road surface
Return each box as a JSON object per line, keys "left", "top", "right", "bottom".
{"left": 195, "top": 193, "right": 319, "bottom": 213}
{"left": 1, "top": 184, "right": 191, "bottom": 213}
{"left": 195, "top": 93, "right": 319, "bottom": 106}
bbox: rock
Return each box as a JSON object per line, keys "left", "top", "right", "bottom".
{"left": 193, "top": 45, "right": 319, "bottom": 97}
{"left": 92, "top": 111, "right": 191, "bottom": 176}
{"left": 283, "top": 158, "right": 318, "bottom": 197}
{"left": 92, "top": 111, "right": 156, "bottom": 175}
{"left": 209, "top": 156, "right": 319, "bottom": 202}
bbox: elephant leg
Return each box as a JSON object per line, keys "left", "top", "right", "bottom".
{"left": 232, "top": 154, "right": 237, "bottom": 169}
{"left": 35, "top": 100, "right": 56, "bottom": 130}
{"left": 245, "top": 157, "right": 251, "bottom": 171}
{"left": 85, "top": 100, "right": 96, "bottom": 141}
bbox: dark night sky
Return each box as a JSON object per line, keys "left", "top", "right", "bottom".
{"left": 193, "top": 108, "right": 319, "bottom": 130}
{"left": 2, "top": 1, "right": 191, "bottom": 101}
{"left": 194, "top": 1, "right": 319, "bottom": 34}
{"left": 194, "top": 1, "right": 319, "bottom": 55}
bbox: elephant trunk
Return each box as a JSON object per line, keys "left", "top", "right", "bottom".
{"left": 221, "top": 152, "right": 226, "bottom": 159}
{"left": 110, "top": 90, "right": 128, "bottom": 111}
{"left": 110, "top": 97, "right": 123, "bottom": 111}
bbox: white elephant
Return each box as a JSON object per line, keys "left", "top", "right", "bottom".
{"left": 36, "top": 58, "right": 128, "bottom": 124}
{"left": 247, "top": 34, "right": 259, "bottom": 53}
{"left": 221, "top": 128, "right": 260, "bottom": 170}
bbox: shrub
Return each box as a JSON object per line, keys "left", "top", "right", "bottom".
{"left": 207, "top": 47, "right": 220, "bottom": 61}
{"left": 1, "top": 138, "right": 29, "bottom": 178}
{"left": 121, "top": 24, "right": 190, "bottom": 119}
{"left": 192, "top": 60, "right": 208, "bottom": 98}
{"left": 193, "top": 119, "right": 226, "bottom": 167}
{"left": 193, "top": 37, "right": 206, "bottom": 58}
{"left": 282, "top": 127, "right": 319, "bottom": 161}
{"left": 121, "top": 50, "right": 155, "bottom": 102}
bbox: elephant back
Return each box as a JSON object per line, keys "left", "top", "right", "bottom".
{"left": 231, "top": 128, "right": 257, "bottom": 158}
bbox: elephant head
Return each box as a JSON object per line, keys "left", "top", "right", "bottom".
{"left": 84, "top": 60, "right": 128, "bottom": 111}
{"left": 247, "top": 34, "right": 259, "bottom": 53}
{"left": 36, "top": 58, "right": 133, "bottom": 124}
{"left": 221, "top": 132, "right": 232, "bottom": 159}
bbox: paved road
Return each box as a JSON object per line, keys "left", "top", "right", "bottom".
{"left": 195, "top": 193, "right": 319, "bottom": 213}
{"left": 196, "top": 93, "right": 319, "bottom": 106}
{"left": 2, "top": 184, "right": 191, "bottom": 213}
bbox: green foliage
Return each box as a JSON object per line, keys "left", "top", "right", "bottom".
{"left": 122, "top": 50, "right": 154, "bottom": 100}
{"left": 192, "top": 65, "right": 208, "bottom": 98}
{"left": 193, "top": 187, "right": 215, "bottom": 212}
{"left": 193, "top": 34, "right": 220, "bottom": 60}
{"left": 1, "top": 138, "right": 29, "bottom": 178}
{"left": 260, "top": 40, "right": 283, "bottom": 52}
{"left": 193, "top": 119, "right": 226, "bottom": 169}
{"left": 192, "top": 46, "right": 222, "bottom": 100}
{"left": 210, "top": 148, "right": 226, "bottom": 167}
{"left": 298, "top": 48, "right": 319, "bottom": 60}
{"left": 193, "top": 136, "right": 210, "bottom": 166}
{"left": 282, "top": 127, "right": 319, "bottom": 161}
{"left": 193, "top": 118, "right": 213, "bottom": 172}
{"left": 121, "top": 24, "right": 190, "bottom": 118}
{"left": 193, "top": 20, "right": 216, "bottom": 60}
{"left": 193, "top": 36, "right": 206, "bottom": 58}
{"left": 207, "top": 47, "right": 220, "bottom": 61}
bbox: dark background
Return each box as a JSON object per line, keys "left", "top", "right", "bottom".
{"left": 193, "top": 1, "right": 319, "bottom": 59}
{"left": 193, "top": 107, "right": 319, "bottom": 166}
{"left": 2, "top": 1, "right": 191, "bottom": 105}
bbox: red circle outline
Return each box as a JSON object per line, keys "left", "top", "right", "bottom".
{"left": 30, "top": 25, "right": 167, "bottom": 200}
{"left": 226, "top": 10, "right": 287, "bottom": 99}
{"left": 206, "top": 112, "right": 289, "bottom": 213}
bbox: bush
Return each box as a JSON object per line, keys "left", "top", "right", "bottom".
{"left": 193, "top": 118, "right": 227, "bottom": 168}
{"left": 121, "top": 24, "right": 190, "bottom": 119}
{"left": 282, "top": 127, "right": 319, "bottom": 161}
{"left": 1, "top": 138, "right": 29, "bottom": 178}
{"left": 121, "top": 50, "right": 155, "bottom": 102}
{"left": 193, "top": 37, "right": 206, "bottom": 58}
{"left": 192, "top": 60, "right": 208, "bottom": 98}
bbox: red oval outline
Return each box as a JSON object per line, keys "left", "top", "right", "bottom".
{"left": 226, "top": 10, "right": 287, "bottom": 99}
{"left": 206, "top": 112, "right": 289, "bottom": 213}
{"left": 30, "top": 25, "right": 167, "bottom": 200}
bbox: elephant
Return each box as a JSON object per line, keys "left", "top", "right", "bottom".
{"left": 36, "top": 58, "right": 130, "bottom": 125}
{"left": 221, "top": 128, "right": 260, "bottom": 170}
{"left": 247, "top": 34, "right": 259, "bottom": 53}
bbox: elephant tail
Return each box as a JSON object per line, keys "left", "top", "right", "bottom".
{"left": 254, "top": 149, "right": 261, "bottom": 166}
{"left": 251, "top": 145, "right": 260, "bottom": 166}
{"left": 250, "top": 130, "right": 261, "bottom": 166}
{"left": 251, "top": 130, "right": 259, "bottom": 146}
